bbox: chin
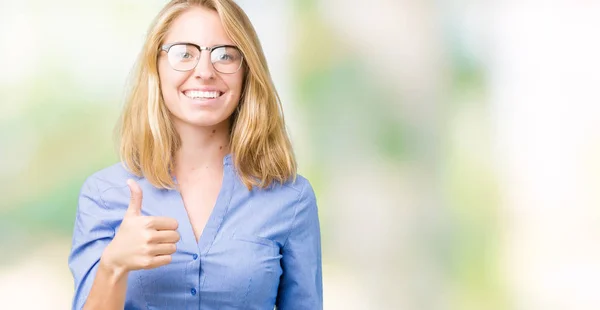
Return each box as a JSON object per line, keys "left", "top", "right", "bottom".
{"left": 181, "top": 112, "right": 232, "bottom": 128}
{"left": 166, "top": 98, "right": 238, "bottom": 129}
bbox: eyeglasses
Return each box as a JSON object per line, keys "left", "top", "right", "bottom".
{"left": 160, "top": 42, "right": 244, "bottom": 74}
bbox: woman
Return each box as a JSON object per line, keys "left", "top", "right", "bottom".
{"left": 67, "top": 0, "right": 322, "bottom": 309}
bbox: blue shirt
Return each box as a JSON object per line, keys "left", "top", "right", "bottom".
{"left": 68, "top": 154, "right": 323, "bottom": 309}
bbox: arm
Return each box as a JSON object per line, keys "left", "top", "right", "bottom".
{"left": 276, "top": 179, "right": 323, "bottom": 310}
{"left": 82, "top": 261, "right": 129, "bottom": 310}
{"left": 68, "top": 177, "right": 128, "bottom": 310}
{"left": 68, "top": 178, "right": 178, "bottom": 310}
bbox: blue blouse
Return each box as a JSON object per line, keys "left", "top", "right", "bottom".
{"left": 68, "top": 154, "right": 323, "bottom": 309}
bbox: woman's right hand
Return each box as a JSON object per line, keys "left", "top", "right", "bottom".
{"left": 100, "top": 179, "right": 180, "bottom": 274}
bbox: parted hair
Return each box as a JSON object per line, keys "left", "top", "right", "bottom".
{"left": 116, "top": 0, "right": 297, "bottom": 190}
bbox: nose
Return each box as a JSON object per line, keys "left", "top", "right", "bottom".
{"left": 192, "top": 50, "right": 215, "bottom": 80}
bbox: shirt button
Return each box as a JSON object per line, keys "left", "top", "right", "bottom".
{"left": 192, "top": 254, "right": 198, "bottom": 260}
{"left": 191, "top": 288, "right": 197, "bottom": 296}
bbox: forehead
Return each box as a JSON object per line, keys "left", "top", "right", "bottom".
{"left": 164, "top": 6, "right": 234, "bottom": 46}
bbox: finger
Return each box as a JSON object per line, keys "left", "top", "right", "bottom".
{"left": 150, "top": 230, "right": 181, "bottom": 244}
{"left": 149, "top": 243, "right": 177, "bottom": 256}
{"left": 146, "top": 255, "right": 172, "bottom": 269}
{"left": 126, "top": 179, "right": 143, "bottom": 216}
{"left": 145, "top": 216, "right": 179, "bottom": 231}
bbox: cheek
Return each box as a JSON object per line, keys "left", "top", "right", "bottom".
{"left": 158, "top": 64, "right": 184, "bottom": 101}
{"left": 158, "top": 76, "right": 182, "bottom": 117}
{"left": 226, "top": 73, "right": 245, "bottom": 100}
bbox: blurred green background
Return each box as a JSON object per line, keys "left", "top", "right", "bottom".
{"left": 2, "top": 1, "right": 600, "bottom": 309}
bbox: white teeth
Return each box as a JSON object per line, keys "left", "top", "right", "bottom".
{"left": 184, "top": 90, "right": 221, "bottom": 99}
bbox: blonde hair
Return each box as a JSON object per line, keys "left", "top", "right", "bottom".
{"left": 116, "top": 0, "right": 296, "bottom": 190}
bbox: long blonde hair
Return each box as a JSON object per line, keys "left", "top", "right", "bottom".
{"left": 117, "top": 0, "right": 296, "bottom": 190}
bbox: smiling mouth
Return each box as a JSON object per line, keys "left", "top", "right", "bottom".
{"left": 183, "top": 90, "right": 224, "bottom": 100}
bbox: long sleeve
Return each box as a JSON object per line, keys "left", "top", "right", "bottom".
{"left": 67, "top": 176, "right": 116, "bottom": 310}
{"left": 276, "top": 179, "right": 323, "bottom": 309}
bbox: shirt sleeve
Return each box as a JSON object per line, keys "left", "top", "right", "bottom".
{"left": 67, "top": 176, "right": 116, "bottom": 310}
{"left": 276, "top": 179, "right": 323, "bottom": 310}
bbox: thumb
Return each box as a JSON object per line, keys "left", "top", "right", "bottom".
{"left": 126, "top": 179, "right": 143, "bottom": 216}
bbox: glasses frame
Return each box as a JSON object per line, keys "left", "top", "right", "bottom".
{"left": 160, "top": 42, "right": 244, "bottom": 74}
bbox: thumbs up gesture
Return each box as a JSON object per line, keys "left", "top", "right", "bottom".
{"left": 101, "top": 179, "right": 180, "bottom": 273}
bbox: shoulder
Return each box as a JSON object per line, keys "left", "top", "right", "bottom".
{"left": 262, "top": 174, "right": 318, "bottom": 215}
{"left": 250, "top": 173, "right": 316, "bottom": 203}
{"left": 82, "top": 162, "right": 140, "bottom": 193}
{"left": 283, "top": 174, "right": 317, "bottom": 204}
{"left": 73, "top": 163, "right": 135, "bottom": 236}
{"left": 77, "top": 162, "right": 140, "bottom": 215}
{"left": 280, "top": 175, "right": 321, "bottom": 244}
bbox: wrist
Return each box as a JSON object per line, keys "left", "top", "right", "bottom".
{"left": 99, "top": 253, "right": 128, "bottom": 280}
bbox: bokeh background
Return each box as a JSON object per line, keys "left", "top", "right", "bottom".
{"left": 1, "top": 0, "right": 600, "bottom": 309}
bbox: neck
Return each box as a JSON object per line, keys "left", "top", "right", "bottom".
{"left": 173, "top": 120, "right": 231, "bottom": 177}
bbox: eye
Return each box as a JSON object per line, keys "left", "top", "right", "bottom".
{"left": 213, "top": 51, "right": 238, "bottom": 63}
{"left": 167, "top": 44, "right": 198, "bottom": 62}
{"left": 218, "top": 54, "right": 233, "bottom": 61}
{"left": 179, "top": 52, "right": 194, "bottom": 59}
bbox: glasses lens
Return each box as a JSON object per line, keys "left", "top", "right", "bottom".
{"left": 167, "top": 44, "right": 199, "bottom": 71}
{"left": 211, "top": 46, "right": 243, "bottom": 74}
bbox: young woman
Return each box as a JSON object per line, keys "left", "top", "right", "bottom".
{"left": 67, "top": 1, "right": 322, "bottom": 309}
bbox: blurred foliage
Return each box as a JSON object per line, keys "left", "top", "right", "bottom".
{"left": 442, "top": 27, "right": 506, "bottom": 310}
{"left": 0, "top": 66, "right": 120, "bottom": 263}
{"left": 289, "top": 1, "right": 506, "bottom": 308}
